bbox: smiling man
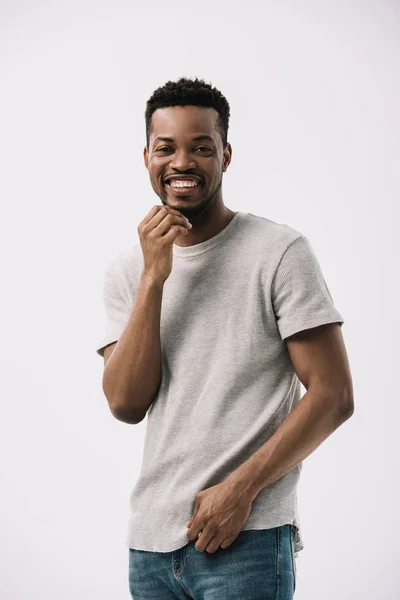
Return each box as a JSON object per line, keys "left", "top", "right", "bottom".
{"left": 96, "top": 77, "right": 354, "bottom": 599}
{"left": 145, "top": 96, "right": 236, "bottom": 247}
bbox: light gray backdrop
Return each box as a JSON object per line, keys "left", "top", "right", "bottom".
{"left": 1, "top": 1, "right": 399, "bottom": 598}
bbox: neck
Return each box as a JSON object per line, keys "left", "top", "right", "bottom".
{"left": 173, "top": 202, "right": 237, "bottom": 247}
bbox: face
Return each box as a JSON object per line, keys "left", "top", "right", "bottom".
{"left": 143, "top": 105, "right": 232, "bottom": 219}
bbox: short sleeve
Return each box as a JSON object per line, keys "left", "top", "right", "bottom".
{"left": 95, "top": 267, "right": 131, "bottom": 357}
{"left": 271, "top": 235, "right": 344, "bottom": 340}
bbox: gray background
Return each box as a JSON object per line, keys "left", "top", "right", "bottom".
{"left": 1, "top": 1, "right": 399, "bottom": 598}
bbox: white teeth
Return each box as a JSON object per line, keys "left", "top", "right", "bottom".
{"left": 169, "top": 180, "right": 199, "bottom": 188}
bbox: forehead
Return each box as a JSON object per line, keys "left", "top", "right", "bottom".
{"left": 150, "top": 106, "right": 219, "bottom": 142}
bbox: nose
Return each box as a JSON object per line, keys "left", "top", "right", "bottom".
{"left": 169, "top": 149, "right": 197, "bottom": 171}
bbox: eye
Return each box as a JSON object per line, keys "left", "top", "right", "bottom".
{"left": 155, "top": 146, "right": 213, "bottom": 153}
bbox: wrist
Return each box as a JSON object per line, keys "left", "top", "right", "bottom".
{"left": 226, "top": 467, "right": 260, "bottom": 503}
{"left": 140, "top": 270, "right": 166, "bottom": 289}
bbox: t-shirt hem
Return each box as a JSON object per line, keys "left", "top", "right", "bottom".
{"left": 125, "top": 517, "right": 304, "bottom": 556}
{"left": 95, "top": 336, "right": 119, "bottom": 357}
{"left": 280, "top": 315, "right": 344, "bottom": 341}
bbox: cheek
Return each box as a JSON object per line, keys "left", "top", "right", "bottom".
{"left": 149, "top": 160, "right": 167, "bottom": 181}
{"left": 148, "top": 166, "right": 162, "bottom": 182}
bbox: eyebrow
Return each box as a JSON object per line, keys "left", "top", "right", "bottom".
{"left": 154, "top": 135, "right": 215, "bottom": 143}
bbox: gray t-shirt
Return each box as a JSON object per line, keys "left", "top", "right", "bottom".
{"left": 96, "top": 211, "right": 344, "bottom": 557}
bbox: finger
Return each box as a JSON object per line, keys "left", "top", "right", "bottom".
{"left": 141, "top": 204, "right": 187, "bottom": 228}
{"left": 161, "top": 223, "right": 189, "bottom": 244}
{"left": 204, "top": 535, "right": 222, "bottom": 554}
{"left": 150, "top": 210, "right": 190, "bottom": 236}
{"left": 195, "top": 529, "right": 214, "bottom": 553}
{"left": 219, "top": 534, "right": 235, "bottom": 549}
{"left": 186, "top": 498, "right": 201, "bottom": 536}
{"left": 154, "top": 204, "right": 189, "bottom": 223}
{"left": 186, "top": 518, "right": 200, "bottom": 539}
{"left": 141, "top": 204, "right": 163, "bottom": 226}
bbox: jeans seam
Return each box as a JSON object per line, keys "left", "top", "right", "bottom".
{"left": 290, "top": 525, "right": 297, "bottom": 593}
{"left": 175, "top": 544, "right": 188, "bottom": 577}
{"left": 173, "top": 545, "right": 193, "bottom": 599}
{"left": 174, "top": 575, "right": 193, "bottom": 600}
{"left": 275, "top": 526, "right": 281, "bottom": 600}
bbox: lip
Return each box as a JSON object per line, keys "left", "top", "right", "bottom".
{"left": 165, "top": 179, "right": 202, "bottom": 196}
{"left": 164, "top": 174, "right": 203, "bottom": 181}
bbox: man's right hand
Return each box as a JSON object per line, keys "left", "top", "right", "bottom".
{"left": 138, "top": 205, "right": 192, "bottom": 285}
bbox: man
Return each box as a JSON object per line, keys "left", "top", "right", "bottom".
{"left": 96, "top": 77, "right": 354, "bottom": 599}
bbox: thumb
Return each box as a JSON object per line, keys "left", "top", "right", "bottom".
{"left": 186, "top": 495, "right": 201, "bottom": 527}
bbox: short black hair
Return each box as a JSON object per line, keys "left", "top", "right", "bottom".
{"left": 145, "top": 77, "right": 230, "bottom": 150}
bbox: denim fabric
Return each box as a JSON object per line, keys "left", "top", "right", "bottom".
{"left": 128, "top": 524, "right": 297, "bottom": 599}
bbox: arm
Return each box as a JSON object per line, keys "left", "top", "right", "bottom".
{"left": 99, "top": 205, "right": 192, "bottom": 424}
{"left": 102, "top": 273, "right": 164, "bottom": 424}
{"left": 226, "top": 322, "right": 354, "bottom": 500}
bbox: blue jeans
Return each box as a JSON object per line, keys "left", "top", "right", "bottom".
{"left": 128, "top": 524, "right": 297, "bottom": 599}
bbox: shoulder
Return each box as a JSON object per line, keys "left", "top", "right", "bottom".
{"left": 104, "top": 244, "right": 143, "bottom": 289}
{"left": 243, "top": 212, "right": 304, "bottom": 255}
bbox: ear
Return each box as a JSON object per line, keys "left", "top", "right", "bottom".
{"left": 143, "top": 146, "right": 149, "bottom": 169}
{"left": 223, "top": 142, "right": 232, "bottom": 171}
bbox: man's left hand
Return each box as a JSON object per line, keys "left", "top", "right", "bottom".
{"left": 185, "top": 478, "right": 254, "bottom": 553}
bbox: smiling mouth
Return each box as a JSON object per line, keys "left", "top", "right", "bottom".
{"left": 165, "top": 180, "right": 203, "bottom": 195}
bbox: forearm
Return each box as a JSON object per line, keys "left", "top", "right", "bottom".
{"left": 227, "top": 387, "right": 353, "bottom": 501}
{"left": 102, "top": 272, "right": 164, "bottom": 422}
